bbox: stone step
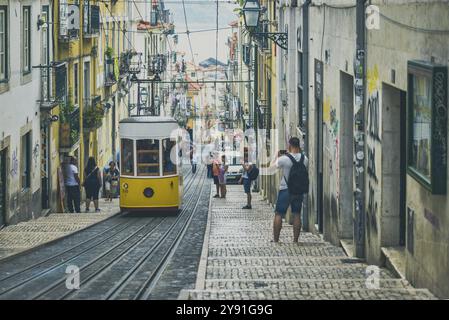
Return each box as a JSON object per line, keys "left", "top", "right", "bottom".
{"left": 207, "top": 256, "right": 364, "bottom": 267}
{"left": 206, "top": 265, "right": 397, "bottom": 280}
{"left": 182, "top": 288, "right": 436, "bottom": 300}
{"left": 204, "top": 278, "right": 414, "bottom": 291}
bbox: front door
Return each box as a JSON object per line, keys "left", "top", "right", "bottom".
{"left": 0, "top": 148, "right": 7, "bottom": 227}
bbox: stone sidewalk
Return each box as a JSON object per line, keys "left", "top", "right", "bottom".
{"left": 180, "top": 185, "right": 436, "bottom": 300}
{"left": 0, "top": 198, "right": 120, "bottom": 261}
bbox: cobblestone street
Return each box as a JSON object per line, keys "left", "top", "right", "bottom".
{"left": 181, "top": 185, "right": 436, "bottom": 300}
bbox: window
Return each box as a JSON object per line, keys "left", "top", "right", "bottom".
{"left": 22, "top": 6, "right": 31, "bottom": 74}
{"left": 162, "top": 139, "right": 177, "bottom": 176}
{"left": 112, "top": 22, "right": 115, "bottom": 54}
{"left": 407, "top": 61, "right": 448, "bottom": 194}
{"left": 21, "top": 131, "right": 31, "bottom": 189}
{"left": 121, "top": 139, "right": 134, "bottom": 176}
{"left": 136, "top": 139, "right": 159, "bottom": 176}
{"left": 83, "top": 61, "right": 90, "bottom": 102}
{"left": 0, "top": 6, "right": 7, "bottom": 81}
{"left": 73, "top": 63, "right": 78, "bottom": 105}
{"left": 409, "top": 73, "right": 431, "bottom": 180}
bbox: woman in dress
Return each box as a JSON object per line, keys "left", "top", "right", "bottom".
{"left": 83, "top": 157, "right": 102, "bottom": 212}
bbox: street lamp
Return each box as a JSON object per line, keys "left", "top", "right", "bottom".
{"left": 242, "top": 0, "right": 261, "bottom": 29}
{"left": 241, "top": 0, "right": 288, "bottom": 50}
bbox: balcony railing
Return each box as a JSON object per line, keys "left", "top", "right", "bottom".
{"left": 36, "top": 62, "right": 65, "bottom": 111}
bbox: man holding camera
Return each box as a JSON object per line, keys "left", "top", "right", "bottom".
{"left": 272, "top": 137, "right": 309, "bottom": 243}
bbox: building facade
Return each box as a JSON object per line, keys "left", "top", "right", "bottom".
{"left": 240, "top": 0, "right": 449, "bottom": 298}
{"left": 0, "top": 0, "right": 55, "bottom": 225}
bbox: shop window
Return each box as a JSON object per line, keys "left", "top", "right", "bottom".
{"left": 407, "top": 61, "right": 447, "bottom": 194}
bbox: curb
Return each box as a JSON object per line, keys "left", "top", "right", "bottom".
{"left": 194, "top": 184, "right": 213, "bottom": 291}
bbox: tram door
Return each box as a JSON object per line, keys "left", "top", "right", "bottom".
{"left": 0, "top": 148, "right": 7, "bottom": 227}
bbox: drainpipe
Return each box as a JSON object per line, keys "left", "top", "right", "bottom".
{"left": 302, "top": 0, "right": 311, "bottom": 232}
{"left": 354, "top": 0, "right": 367, "bottom": 258}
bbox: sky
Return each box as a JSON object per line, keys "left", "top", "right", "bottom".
{"left": 165, "top": 0, "right": 239, "bottom": 64}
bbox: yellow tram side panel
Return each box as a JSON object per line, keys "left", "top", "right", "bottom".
{"left": 120, "top": 175, "right": 183, "bottom": 211}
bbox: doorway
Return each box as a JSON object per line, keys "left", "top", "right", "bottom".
{"left": 0, "top": 148, "right": 7, "bottom": 227}
{"left": 41, "top": 125, "right": 51, "bottom": 210}
{"left": 382, "top": 84, "right": 407, "bottom": 247}
{"left": 339, "top": 72, "right": 354, "bottom": 239}
{"left": 315, "top": 59, "right": 324, "bottom": 233}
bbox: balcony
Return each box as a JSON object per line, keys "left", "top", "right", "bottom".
{"left": 37, "top": 62, "right": 66, "bottom": 111}
{"left": 59, "top": 105, "right": 80, "bottom": 153}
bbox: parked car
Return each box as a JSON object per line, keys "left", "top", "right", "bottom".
{"left": 226, "top": 164, "right": 243, "bottom": 185}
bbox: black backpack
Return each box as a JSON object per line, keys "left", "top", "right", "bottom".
{"left": 248, "top": 165, "right": 259, "bottom": 181}
{"left": 285, "top": 153, "right": 309, "bottom": 196}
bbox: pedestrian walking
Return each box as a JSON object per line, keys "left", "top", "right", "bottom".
{"left": 104, "top": 161, "right": 120, "bottom": 202}
{"left": 272, "top": 137, "right": 309, "bottom": 243}
{"left": 207, "top": 152, "right": 213, "bottom": 179}
{"left": 83, "top": 157, "right": 102, "bottom": 212}
{"left": 212, "top": 157, "right": 221, "bottom": 198}
{"left": 239, "top": 161, "right": 256, "bottom": 209}
{"left": 64, "top": 156, "right": 81, "bottom": 213}
{"left": 219, "top": 155, "right": 228, "bottom": 198}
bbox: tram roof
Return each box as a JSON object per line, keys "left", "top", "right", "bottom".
{"left": 119, "top": 116, "right": 178, "bottom": 124}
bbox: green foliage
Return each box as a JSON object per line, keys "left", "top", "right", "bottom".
{"left": 105, "top": 46, "right": 114, "bottom": 58}
{"left": 83, "top": 105, "right": 104, "bottom": 130}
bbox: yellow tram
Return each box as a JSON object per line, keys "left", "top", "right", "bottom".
{"left": 119, "top": 116, "right": 182, "bottom": 212}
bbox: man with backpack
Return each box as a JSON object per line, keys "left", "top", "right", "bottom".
{"left": 239, "top": 161, "right": 259, "bottom": 209}
{"left": 272, "top": 137, "right": 309, "bottom": 243}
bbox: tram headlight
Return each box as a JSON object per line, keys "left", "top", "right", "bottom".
{"left": 143, "top": 187, "right": 154, "bottom": 198}
{"left": 123, "top": 183, "right": 129, "bottom": 190}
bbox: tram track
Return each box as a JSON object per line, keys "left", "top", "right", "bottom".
{"left": 0, "top": 164, "right": 208, "bottom": 300}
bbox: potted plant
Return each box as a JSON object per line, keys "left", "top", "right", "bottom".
{"left": 83, "top": 105, "right": 104, "bottom": 131}
{"left": 105, "top": 46, "right": 114, "bottom": 62}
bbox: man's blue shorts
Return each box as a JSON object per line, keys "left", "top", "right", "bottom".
{"left": 275, "top": 189, "right": 304, "bottom": 216}
{"left": 243, "top": 178, "right": 251, "bottom": 194}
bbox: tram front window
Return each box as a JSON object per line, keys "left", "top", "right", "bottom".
{"left": 121, "top": 139, "right": 134, "bottom": 176}
{"left": 137, "top": 139, "right": 160, "bottom": 176}
{"left": 162, "top": 138, "right": 177, "bottom": 176}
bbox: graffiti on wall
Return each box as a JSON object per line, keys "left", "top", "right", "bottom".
{"left": 367, "top": 145, "right": 378, "bottom": 183}
{"left": 366, "top": 65, "right": 381, "bottom": 243}
{"left": 367, "top": 91, "right": 380, "bottom": 141}
{"left": 10, "top": 148, "right": 18, "bottom": 178}
{"left": 325, "top": 99, "right": 340, "bottom": 202}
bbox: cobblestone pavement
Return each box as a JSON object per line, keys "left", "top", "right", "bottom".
{"left": 0, "top": 199, "right": 119, "bottom": 260}
{"left": 180, "top": 186, "right": 436, "bottom": 300}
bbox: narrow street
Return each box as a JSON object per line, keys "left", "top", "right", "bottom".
{"left": 181, "top": 185, "right": 435, "bottom": 300}
{"left": 0, "top": 174, "right": 436, "bottom": 300}
{"left": 0, "top": 0, "right": 448, "bottom": 304}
